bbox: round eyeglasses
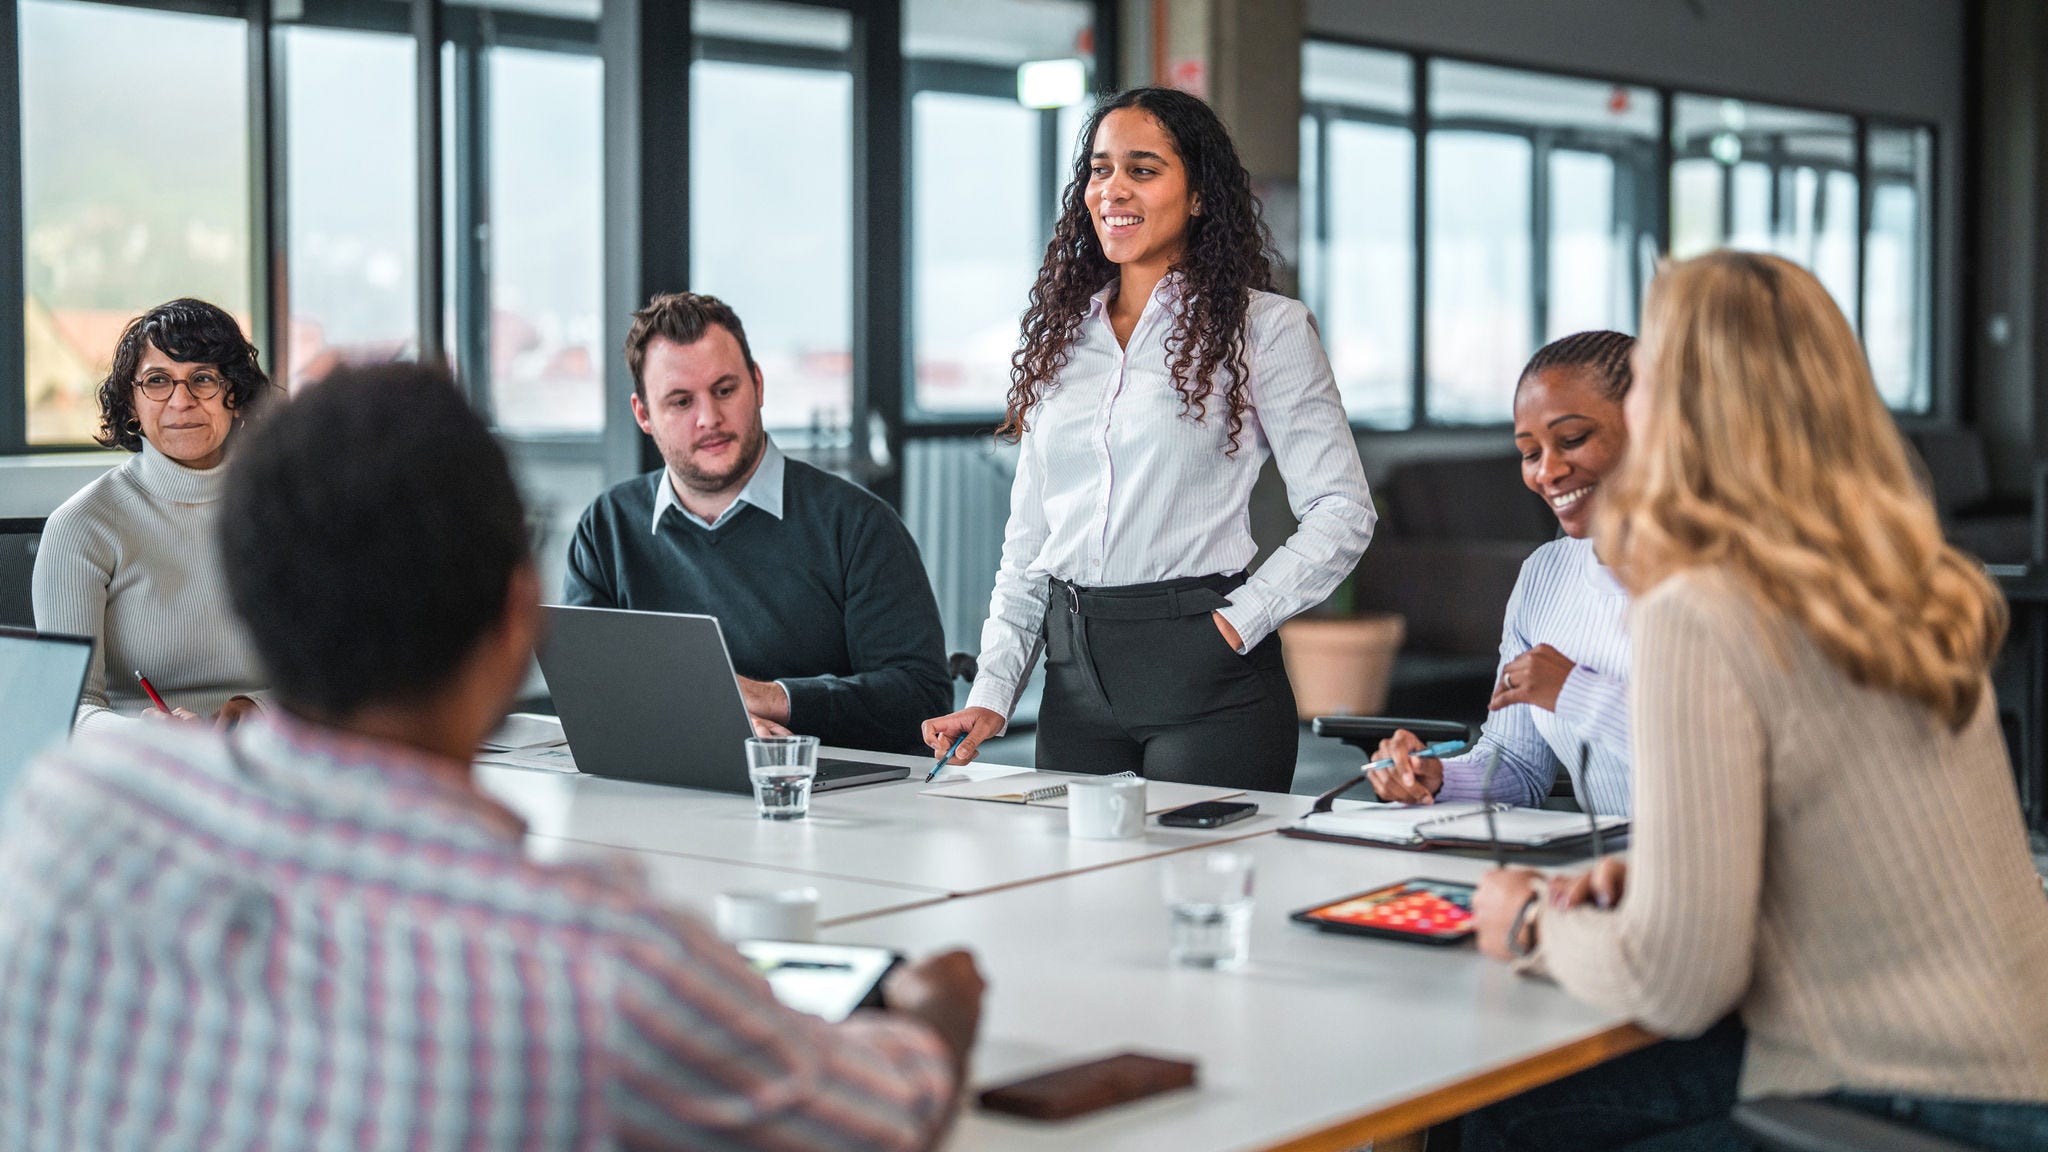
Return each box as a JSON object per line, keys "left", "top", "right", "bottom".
{"left": 134, "top": 369, "right": 227, "bottom": 402}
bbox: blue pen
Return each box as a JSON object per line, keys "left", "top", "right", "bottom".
{"left": 926, "top": 731, "right": 971, "bottom": 783}
{"left": 1360, "top": 739, "right": 1469, "bottom": 774}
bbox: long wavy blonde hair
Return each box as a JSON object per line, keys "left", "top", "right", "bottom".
{"left": 1597, "top": 251, "right": 2006, "bottom": 729}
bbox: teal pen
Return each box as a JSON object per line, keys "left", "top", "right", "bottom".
{"left": 1361, "top": 739, "right": 1469, "bottom": 773}
{"left": 926, "top": 731, "right": 971, "bottom": 783}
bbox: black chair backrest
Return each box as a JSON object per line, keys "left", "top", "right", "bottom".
{"left": 0, "top": 518, "right": 46, "bottom": 629}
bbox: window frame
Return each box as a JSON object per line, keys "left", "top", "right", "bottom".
{"left": 1302, "top": 33, "right": 1942, "bottom": 429}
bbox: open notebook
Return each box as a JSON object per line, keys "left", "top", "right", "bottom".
{"left": 921, "top": 772, "right": 1243, "bottom": 812}
{"left": 1288, "top": 801, "right": 1626, "bottom": 849}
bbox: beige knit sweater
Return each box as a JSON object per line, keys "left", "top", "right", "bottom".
{"left": 1525, "top": 568, "right": 2048, "bottom": 1101}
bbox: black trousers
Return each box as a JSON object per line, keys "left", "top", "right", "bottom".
{"left": 1035, "top": 573, "right": 1299, "bottom": 792}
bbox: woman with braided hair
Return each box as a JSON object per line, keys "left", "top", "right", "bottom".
{"left": 1366, "top": 330, "right": 1642, "bottom": 816}
{"left": 921, "top": 86, "right": 1372, "bottom": 791}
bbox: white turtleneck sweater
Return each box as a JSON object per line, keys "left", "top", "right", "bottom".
{"left": 31, "top": 441, "right": 267, "bottom": 734}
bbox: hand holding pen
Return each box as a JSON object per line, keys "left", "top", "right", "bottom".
{"left": 926, "top": 731, "right": 970, "bottom": 784}
{"left": 136, "top": 671, "right": 200, "bottom": 725}
{"left": 1363, "top": 731, "right": 1465, "bottom": 804}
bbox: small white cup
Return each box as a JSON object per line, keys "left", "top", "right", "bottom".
{"left": 1066, "top": 775, "right": 1146, "bottom": 840}
{"left": 714, "top": 887, "right": 820, "bottom": 942}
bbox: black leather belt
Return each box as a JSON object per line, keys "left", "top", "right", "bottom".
{"left": 1048, "top": 573, "right": 1246, "bottom": 621}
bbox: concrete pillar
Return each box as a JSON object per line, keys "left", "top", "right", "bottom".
{"left": 1120, "top": 0, "right": 1305, "bottom": 292}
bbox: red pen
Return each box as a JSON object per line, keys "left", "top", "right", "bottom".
{"left": 134, "top": 670, "right": 170, "bottom": 713}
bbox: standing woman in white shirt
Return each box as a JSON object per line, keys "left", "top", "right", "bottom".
{"left": 922, "top": 87, "right": 1373, "bottom": 791}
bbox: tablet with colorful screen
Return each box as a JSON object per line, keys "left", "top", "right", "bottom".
{"left": 1289, "top": 878, "right": 1478, "bottom": 945}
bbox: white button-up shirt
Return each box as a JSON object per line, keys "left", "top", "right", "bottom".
{"left": 651, "top": 437, "right": 787, "bottom": 533}
{"left": 966, "top": 276, "right": 1375, "bottom": 718}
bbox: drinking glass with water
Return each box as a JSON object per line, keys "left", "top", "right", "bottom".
{"left": 746, "top": 735, "right": 819, "bottom": 820}
{"left": 1163, "top": 850, "right": 1255, "bottom": 969}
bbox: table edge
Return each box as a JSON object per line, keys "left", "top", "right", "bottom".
{"left": 1249, "top": 1022, "right": 1660, "bottom": 1152}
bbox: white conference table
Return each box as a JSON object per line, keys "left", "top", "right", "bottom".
{"left": 823, "top": 834, "right": 1648, "bottom": 1152}
{"left": 477, "top": 745, "right": 1649, "bottom": 1151}
{"left": 477, "top": 747, "right": 1313, "bottom": 899}
{"left": 522, "top": 834, "right": 953, "bottom": 927}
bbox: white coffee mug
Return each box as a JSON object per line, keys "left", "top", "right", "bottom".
{"left": 1067, "top": 775, "right": 1146, "bottom": 840}
{"left": 714, "top": 887, "right": 820, "bottom": 942}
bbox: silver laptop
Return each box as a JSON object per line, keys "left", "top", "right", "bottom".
{"left": 0, "top": 628, "right": 94, "bottom": 806}
{"left": 536, "top": 605, "right": 910, "bottom": 793}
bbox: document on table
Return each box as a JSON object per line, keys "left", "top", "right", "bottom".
{"left": 921, "top": 773, "right": 1242, "bottom": 812}
{"left": 1292, "top": 801, "right": 1625, "bottom": 848}
{"left": 480, "top": 712, "right": 569, "bottom": 753}
{"left": 474, "top": 745, "right": 580, "bottom": 774}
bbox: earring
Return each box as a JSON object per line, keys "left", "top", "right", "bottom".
{"left": 123, "top": 418, "right": 141, "bottom": 435}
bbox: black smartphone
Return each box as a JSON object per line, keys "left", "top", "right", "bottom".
{"left": 1156, "top": 800, "right": 1258, "bottom": 828}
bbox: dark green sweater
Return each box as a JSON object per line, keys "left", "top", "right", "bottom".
{"left": 563, "top": 461, "right": 950, "bottom": 755}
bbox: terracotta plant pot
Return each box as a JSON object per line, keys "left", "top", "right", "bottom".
{"left": 1278, "top": 613, "right": 1407, "bottom": 722}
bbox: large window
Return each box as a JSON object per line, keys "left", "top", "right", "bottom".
{"left": 284, "top": 26, "right": 420, "bottom": 389}
{"left": 1864, "top": 123, "right": 1935, "bottom": 411}
{"left": 1303, "top": 41, "right": 1938, "bottom": 423}
{"left": 691, "top": 0, "right": 854, "bottom": 435}
{"left": 1300, "top": 42, "right": 1413, "bottom": 427}
{"left": 485, "top": 47, "right": 605, "bottom": 434}
{"left": 1671, "top": 96, "right": 1859, "bottom": 328}
{"left": 20, "top": 0, "right": 252, "bottom": 445}
{"left": 905, "top": 0, "right": 1095, "bottom": 418}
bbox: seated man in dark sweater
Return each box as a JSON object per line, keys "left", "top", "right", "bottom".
{"left": 564, "top": 291, "right": 950, "bottom": 755}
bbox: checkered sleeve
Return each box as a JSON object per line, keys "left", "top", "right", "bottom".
{"left": 601, "top": 906, "right": 955, "bottom": 1152}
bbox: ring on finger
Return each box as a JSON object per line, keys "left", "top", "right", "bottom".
{"left": 1503, "top": 672, "right": 1514, "bottom": 690}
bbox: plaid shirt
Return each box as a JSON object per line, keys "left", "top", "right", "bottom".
{"left": 0, "top": 715, "right": 953, "bottom": 1151}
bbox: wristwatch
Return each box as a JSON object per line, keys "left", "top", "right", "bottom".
{"left": 1506, "top": 893, "right": 1541, "bottom": 959}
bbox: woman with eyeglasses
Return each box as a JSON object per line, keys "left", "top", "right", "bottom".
{"left": 33, "top": 298, "right": 280, "bottom": 733}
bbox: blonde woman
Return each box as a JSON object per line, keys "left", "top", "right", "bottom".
{"left": 1465, "top": 252, "right": 2048, "bottom": 1151}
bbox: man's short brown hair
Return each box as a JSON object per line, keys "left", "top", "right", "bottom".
{"left": 624, "top": 291, "right": 757, "bottom": 399}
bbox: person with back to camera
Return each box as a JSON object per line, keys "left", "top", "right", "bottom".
{"left": 1465, "top": 251, "right": 2048, "bottom": 1150}
{"left": 33, "top": 297, "right": 279, "bottom": 733}
{"left": 1367, "top": 331, "right": 1639, "bottom": 816}
{"left": 921, "top": 86, "right": 1373, "bottom": 792}
{"left": 0, "top": 362, "right": 987, "bottom": 1150}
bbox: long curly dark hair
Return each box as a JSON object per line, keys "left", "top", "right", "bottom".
{"left": 95, "top": 298, "right": 271, "bottom": 452}
{"left": 999, "top": 87, "right": 1277, "bottom": 454}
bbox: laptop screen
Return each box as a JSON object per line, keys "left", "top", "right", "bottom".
{"left": 0, "top": 630, "right": 93, "bottom": 807}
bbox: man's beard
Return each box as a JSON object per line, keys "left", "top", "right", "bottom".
{"left": 668, "top": 419, "right": 768, "bottom": 497}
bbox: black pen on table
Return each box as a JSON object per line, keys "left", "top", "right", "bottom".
{"left": 926, "top": 730, "right": 970, "bottom": 783}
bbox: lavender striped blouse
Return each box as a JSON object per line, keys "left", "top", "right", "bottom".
{"left": 1434, "top": 535, "right": 1635, "bottom": 816}
{"left": 967, "top": 275, "right": 1375, "bottom": 719}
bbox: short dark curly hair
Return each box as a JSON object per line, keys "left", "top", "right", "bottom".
{"left": 95, "top": 298, "right": 272, "bottom": 452}
{"left": 219, "top": 362, "right": 529, "bottom": 718}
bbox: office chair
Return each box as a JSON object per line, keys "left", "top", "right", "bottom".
{"left": 0, "top": 518, "right": 46, "bottom": 628}
{"left": 1310, "top": 715, "right": 1476, "bottom": 757}
{"left": 1732, "top": 1098, "right": 1984, "bottom": 1152}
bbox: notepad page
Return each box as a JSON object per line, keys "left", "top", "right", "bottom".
{"left": 1418, "top": 808, "right": 1627, "bottom": 847}
{"left": 1294, "top": 801, "right": 1497, "bottom": 844}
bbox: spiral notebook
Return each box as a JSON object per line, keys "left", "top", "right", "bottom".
{"left": 920, "top": 772, "right": 1242, "bottom": 812}
{"left": 1287, "top": 801, "right": 1626, "bottom": 849}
